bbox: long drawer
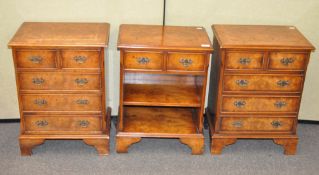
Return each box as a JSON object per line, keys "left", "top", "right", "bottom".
{"left": 21, "top": 94, "right": 101, "bottom": 112}
{"left": 19, "top": 72, "right": 101, "bottom": 91}
{"left": 221, "top": 95, "right": 300, "bottom": 113}
{"left": 219, "top": 117, "right": 295, "bottom": 132}
{"left": 24, "top": 115, "right": 102, "bottom": 134}
{"left": 223, "top": 74, "right": 304, "bottom": 92}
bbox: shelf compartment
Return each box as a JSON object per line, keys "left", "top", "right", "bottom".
{"left": 122, "top": 106, "right": 198, "bottom": 135}
{"left": 123, "top": 84, "right": 201, "bottom": 107}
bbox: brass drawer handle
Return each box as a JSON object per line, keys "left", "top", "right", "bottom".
{"left": 232, "top": 121, "right": 243, "bottom": 128}
{"left": 76, "top": 99, "right": 89, "bottom": 105}
{"left": 75, "top": 78, "right": 88, "bottom": 86}
{"left": 78, "top": 120, "right": 90, "bottom": 128}
{"left": 239, "top": 58, "right": 251, "bottom": 65}
{"left": 34, "top": 99, "right": 47, "bottom": 106}
{"left": 32, "top": 78, "right": 45, "bottom": 85}
{"left": 137, "top": 57, "right": 150, "bottom": 64}
{"left": 179, "top": 58, "right": 193, "bottom": 67}
{"left": 271, "top": 120, "right": 282, "bottom": 128}
{"left": 74, "top": 56, "right": 87, "bottom": 64}
{"left": 280, "top": 57, "right": 294, "bottom": 66}
{"left": 36, "top": 120, "right": 48, "bottom": 127}
{"left": 235, "top": 80, "right": 249, "bottom": 87}
{"left": 274, "top": 101, "right": 287, "bottom": 108}
{"left": 29, "top": 56, "right": 43, "bottom": 64}
{"left": 234, "top": 100, "right": 246, "bottom": 108}
{"left": 277, "top": 80, "right": 289, "bottom": 87}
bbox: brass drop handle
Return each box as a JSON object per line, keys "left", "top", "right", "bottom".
{"left": 236, "top": 80, "right": 249, "bottom": 87}
{"left": 179, "top": 58, "right": 193, "bottom": 67}
{"left": 234, "top": 100, "right": 246, "bottom": 108}
{"left": 76, "top": 99, "right": 89, "bottom": 105}
{"left": 271, "top": 120, "right": 282, "bottom": 128}
{"left": 75, "top": 78, "right": 88, "bottom": 86}
{"left": 74, "top": 56, "right": 87, "bottom": 64}
{"left": 232, "top": 121, "right": 243, "bottom": 128}
{"left": 78, "top": 120, "right": 90, "bottom": 128}
{"left": 274, "top": 101, "right": 287, "bottom": 108}
{"left": 34, "top": 99, "right": 47, "bottom": 106}
{"left": 36, "top": 120, "right": 48, "bottom": 127}
{"left": 29, "top": 56, "right": 43, "bottom": 64}
{"left": 32, "top": 78, "right": 45, "bottom": 85}
{"left": 280, "top": 57, "right": 294, "bottom": 66}
{"left": 277, "top": 80, "right": 289, "bottom": 87}
{"left": 239, "top": 58, "right": 251, "bottom": 65}
{"left": 137, "top": 57, "right": 150, "bottom": 64}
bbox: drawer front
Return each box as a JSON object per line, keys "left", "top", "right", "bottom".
{"left": 15, "top": 50, "right": 56, "bottom": 69}
{"left": 167, "top": 53, "right": 206, "bottom": 71}
{"left": 24, "top": 115, "right": 102, "bottom": 133}
{"left": 225, "top": 52, "right": 264, "bottom": 70}
{"left": 222, "top": 96, "right": 300, "bottom": 113}
{"left": 220, "top": 117, "right": 295, "bottom": 132}
{"left": 61, "top": 50, "right": 101, "bottom": 69}
{"left": 223, "top": 74, "right": 303, "bottom": 92}
{"left": 19, "top": 72, "right": 101, "bottom": 91}
{"left": 21, "top": 94, "right": 101, "bottom": 112}
{"left": 124, "top": 52, "right": 163, "bottom": 70}
{"left": 268, "top": 52, "right": 308, "bottom": 71}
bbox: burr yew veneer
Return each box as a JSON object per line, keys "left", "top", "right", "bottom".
{"left": 207, "top": 25, "right": 315, "bottom": 155}
{"left": 8, "top": 22, "right": 111, "bottom": 155}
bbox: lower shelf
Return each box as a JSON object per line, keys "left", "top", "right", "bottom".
{"left": 121, "top": 106, "right": 199, "bottom": 137}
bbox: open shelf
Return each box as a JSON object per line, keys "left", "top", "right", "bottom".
{"left": 122, "top": 106, "right": 199, "bottom": 135}
{"left": 123, "top": 84, "right": 201, "bottom": 107}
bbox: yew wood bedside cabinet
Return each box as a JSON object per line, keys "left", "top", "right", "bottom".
{"left": 207, "top": 25, "right": 315, "bottom": 155}
{"left": 116, "top": 24, "right": 213, "bottom": 154}
{"left": 8, "top": 22, "right": 111, "bottom": 156}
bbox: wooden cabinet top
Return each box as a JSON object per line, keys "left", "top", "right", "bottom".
{"left": 117, "top": 24, "right": 213, "bottom": 51}
{"left": 212, "top": 25, "right": 315, "bottom": 50}
{"left": 8, "top": 22, "right": 110, "bottom": 48}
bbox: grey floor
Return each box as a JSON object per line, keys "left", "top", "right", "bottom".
{"left": 0, "top": 122, "right": 319, "bottom": 175}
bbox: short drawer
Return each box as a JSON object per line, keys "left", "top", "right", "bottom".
{"left": 225, "top": 52, "right": 264, "bottom": 70}
{"left": 223, "top": 74, "right": 304, "bottom": 92}
{"left": 222, "top": 96, "right": 300, "bottom": 113}
{"left": 268, "top": 52, "right": 308, "bottom": 71}
{"left": 24, "top": 115, "right": 102, "bottom": 134}
{"left": 220, "top": 117, "right": 295, "bottom": 132}
{"left": 15, "top": 50, "right": 57, "bottom": 69}
{"left": 61, "top": 50, "right": 101, "bottom": 69}
{"left": 19, "top": 72, "right": 101, "bottom": 91}
{"left": 167, "top": 53, "right": 206, "bottom": 71}
{"left": 124, "top": 51, "right": 163, "bottom": 70}
{"left": 21, "top": 94, "right": 101, "bottom": 112}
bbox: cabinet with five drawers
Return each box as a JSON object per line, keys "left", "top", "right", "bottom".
{"left": 207, "top": 25, "right": 315, "bottom": 155}
{"left": 8, "top": 22, "right": 111, "bottom": 156}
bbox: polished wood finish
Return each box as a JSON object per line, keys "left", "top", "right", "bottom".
{"left": 223, "top": 74, "right": 303, "bottom": 92}
{"left": 8, "top": 22, "right": 110, "bottom": 156}
{"left": 61, "top": 50, "right": 101, "bottom": 69}
{"left": 117, "top": 24, "right": 212, "bottom": 154}
{"left": 124, "top": 84, "right": 200, "bottom": 107}
{"left": 213, "top": 25, "right": 315, "bottom": 50}
{"left": 208, "top": 25, "right": 315, "bottom": 155}
{"left": 19, "top": 72, "right": 101, "bottom": 91}
{"left": 167, "top": 53, "right": 206, "bottom": 71}
{"left": 124, "top": 51, "right": 164, "bottom": 70}
{"left": 9, "top": 22, "right": 109, "bottom": 47}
